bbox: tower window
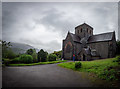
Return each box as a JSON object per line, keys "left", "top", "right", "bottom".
{"left": 78, "top": 30, "right": 79, "bottom": 33}
{"left": 87, "top": 28, "right": 88, "bottom": 33}
{"left": 90, "top": 30, "right": 91, "bottom": 34}
{"left": 81, "top": 28, "right": 82, "bottom": 32}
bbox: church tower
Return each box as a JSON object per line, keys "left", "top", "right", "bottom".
{"left": 75, "top": 23, "right": 93, "bottom": 39}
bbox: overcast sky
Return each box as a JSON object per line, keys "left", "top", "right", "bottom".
{"left": 2, "top": 2, "right": 118, "bottom": 53}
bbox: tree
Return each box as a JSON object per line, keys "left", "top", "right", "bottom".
{"left": 47, "top": 53, "right": 57, "bottom": 61}
{"left": 53, "top": 50, "right": 62, "bottom": 59}
{"left": 38, "top": 49, "right": 48, "bottom": 62}
{"left": 26, "top": 49, "right": 33, "bottom": 55}
{"left": 1, "top": 40, "right": 16, "bottom": 59}
{"left": 116, "top": 40, "right": 120, "bottom": 55}
{"left": 32, "top": 49, "right": 37, "bottom": 62}
{"left": 26, "top": 49, "right": 37, "bottom": 62}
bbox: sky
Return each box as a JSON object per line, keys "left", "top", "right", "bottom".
{"left": 2, "top": 2, "right": 118, "bottom": 53}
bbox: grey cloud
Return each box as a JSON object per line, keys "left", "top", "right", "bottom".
{"left": 33, "top": 7, "right": 75, "bottom": 36}
{"left": 2, "top": 2, "right": 118, "bottom": 53}
{"left": 19, "top": 38, "right": 61, "bottom": 53}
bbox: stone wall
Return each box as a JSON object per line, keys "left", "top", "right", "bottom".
{"left": 62, "top": 34, "right": 74, "bottom": 60}
{"left": 88, "top": 41, "right": 109, "bottom": 59}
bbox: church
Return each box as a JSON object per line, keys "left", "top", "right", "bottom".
{"left": 62, "top": 23, "right": 116, "bottom": 61}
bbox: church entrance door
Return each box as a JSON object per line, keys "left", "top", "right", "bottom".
{"left": 83, "top": 54, "right": 86, "bottom": 61}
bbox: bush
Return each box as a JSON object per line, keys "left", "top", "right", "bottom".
{"left": 113, "top": 56, "right": 120, "bottom": 63}
{"left": 48, "top": 54, "right": 57, "bottom": 61}
{"left": 116, "top": 56, "right": 120, "bottom": 62}
{"left": 3, "top": 49, "right": 16, "bottom": 59}
{"left": 3, "top": 59, "right": 11, "bottom": 66}
{"left": 75, "top": 62, "right": 82, "bottom": 68}
{"left": 19, "top": 54, "right": 33, "bottom": 64}
{"left": 11, "top": 57, "right": 20, "bottom": 64}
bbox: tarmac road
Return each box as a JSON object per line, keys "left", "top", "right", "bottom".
{"left": 2, "top": 63, "right": 110, "bottom": 87}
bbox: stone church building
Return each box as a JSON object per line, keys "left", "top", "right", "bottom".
{"left": 62, "top": 23, "right": 116, "bottom": 61}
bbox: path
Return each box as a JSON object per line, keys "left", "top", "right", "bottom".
{"left": 2, "top": 63, "right": 109, "bottom": 87}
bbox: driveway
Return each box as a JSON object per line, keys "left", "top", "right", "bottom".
{"left": 2, "top": 63, "right": 110, "bottom": 87}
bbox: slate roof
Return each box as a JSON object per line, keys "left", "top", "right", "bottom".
{"left": 87, "top": 32, "right": 114, "bottom": 43}
{"left": 68, "top": 31, "right": 114, "bottom": 43}
{"left": 75, "top": 23, "right": 93, "bottom": 29}
{"left": 69, "top": 33, "right": 81, "bottom": 43}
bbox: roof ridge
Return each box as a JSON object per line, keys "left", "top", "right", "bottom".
{"left": 92, "top": 31, "right": 114, "bottom": 36}
{"left": 96, "top": 32, "right": 114, "bottom": 35}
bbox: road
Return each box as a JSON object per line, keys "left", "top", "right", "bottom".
{"left": 2, "top": 63, "right": 109, "bottom": 87}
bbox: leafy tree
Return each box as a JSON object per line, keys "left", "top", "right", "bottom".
{"left": 47, "top": 54, "right": 57, "bottom": 61}
{"left": 38, "top": 49, "right": 48, "bottom": 62}
{"left": 1, "top": 40, "right": 11, "bottom": 58}
{"left": 26, "top": 49, "right": 33, "bottom": 55}
{"left": 53, "top": 50, "right": 62, "bottom": 59}
{"left": 32, "top": 49, "right": 37, "bottom": 62}
{"left": 26, "top": 49, "right": 37, "bottom": 62}
{"left": 5, "top": 49, "right": 16, "bottom": 59}
{"left": 116, "top": 40, "right": 120, "bottom": 55}
{"left": 1, "top": 40, "right": 16, "bottom": 59}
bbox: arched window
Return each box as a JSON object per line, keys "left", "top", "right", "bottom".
{"left": 87, "top": 28, "right": 88, "bottom": 33}
{"left": 65, "top": 42, "right": 72, "bottom": 53}
{"left": 66, "top": 44, "right": 71, "bottom": 53}
{"left": 81, "top": 28, "right": 82, "bottom": 32}
{"left": 90, "top": 30, "right": 91, "bottom": 34}
{"left": 78, "top": 30, "right": 79, "bottom": 33}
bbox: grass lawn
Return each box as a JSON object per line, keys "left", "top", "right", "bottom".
{"left": 8, "top": 60, "right": 67, "bottom": 66}
{"left": 58, "top": 57, "right": 120, "bottom": 81}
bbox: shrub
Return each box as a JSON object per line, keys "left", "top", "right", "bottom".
{"left": 75, "top": 62, "right": 82, "bottom": 68}
{"left": 48, "top": 54, "right": 57, "bottom": 61}
{"left": 3, "top": 49, "right": 16, "bottom": 59}
{"left": 113, "top": 56, "right": 120, "bottom": 63}
{"left": 11, "top": 57, "right": 20, "bottom": 64}
{"left": 3, "top": 59, "right": 11, "bottom": 66}
{"left": 116, "top": 56, "right": 120, "bottom": 62}
{"left": 19, "top": 54, "right": 33, "bottom": 64}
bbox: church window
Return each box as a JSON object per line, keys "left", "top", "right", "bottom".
{"left": 87, "top": 28, "right": 88, "bottom": 33}
{"left": 66, "top": 44, "right": 71, "bottom": 53}
{"left": 65, "top": 42, "right": 72, "bottom": 53}
{"left": 81, "top": 28, "right": 82, "bottom": 32}
{"left": 90, "top": 30, "right": 91, "bottom": 34}
{"left": 78, "top": 30, "right": 79, "bottom": 33}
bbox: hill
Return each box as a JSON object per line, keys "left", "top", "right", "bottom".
{"left": 58, "top": 57, "right": 120, "bottom": 87}
{"left": 10, "top": 42, "right": 39, "bottom": 54}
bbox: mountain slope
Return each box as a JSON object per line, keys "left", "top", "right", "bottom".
{"left": 10, "top": 42, "right": 39, "bottom": 54}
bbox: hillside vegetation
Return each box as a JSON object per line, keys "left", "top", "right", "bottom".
{"left": 58, "top": 57, "right": 120, "bottom": 81}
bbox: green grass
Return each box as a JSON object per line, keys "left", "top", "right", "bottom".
{"left": 9, "top": 60, "right": 67, "bottom": 66}
{"left": 58, "top": 57, "right": 120, "bottom": 81}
